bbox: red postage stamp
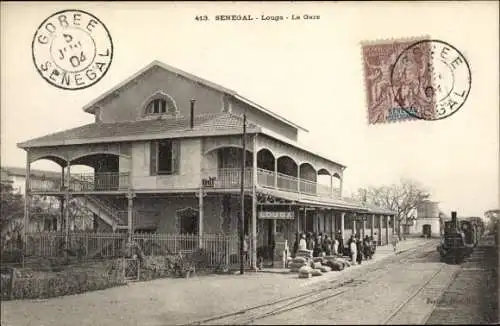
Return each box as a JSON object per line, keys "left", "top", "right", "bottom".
{"left": 362, "top": 37, "right": 471, "bottom": 124}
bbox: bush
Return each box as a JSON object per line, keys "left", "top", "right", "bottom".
{"left": 2, "top": 260, "right": 126, "bottom": 301}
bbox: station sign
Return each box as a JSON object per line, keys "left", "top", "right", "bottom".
{"left": 258, "top": 211, "right": 295, "bottom": 220}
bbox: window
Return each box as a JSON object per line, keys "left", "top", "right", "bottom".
{"left": 143, "top": 92, "right": 178, "bottom": 116}
{"left": 150, "top": 139, "right": 180, "bottom": 175}
{"left": 146, "top": 99, "right": 167, "bottom": 114}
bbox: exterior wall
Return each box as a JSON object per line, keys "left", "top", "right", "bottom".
{"left": 133, "top": 195, "right": 224, "bottom": 234}
{"left": 131, "top": 138, "right": 203, "bottom": 190}
{"left": 97, "top": 67, "right": 226, "bottom": 123}
{"left": 231, "top": 98, "right": 298, "bottom": 141}
{"left": 415, "top": 218, "right": 441, "bottom": 237}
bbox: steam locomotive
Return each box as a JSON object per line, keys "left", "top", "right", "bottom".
{"left": 437, "top": 211, "right": 479, "bottom": 264}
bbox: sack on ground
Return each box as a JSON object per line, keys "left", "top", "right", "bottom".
{"left": 313, "top": 262, "right": 323, "bottom": 269}
{"left": 292, "top": 257, "right": 307, "bottom": 264}
{"left": 299, "top": 272, "right": 311, "bottom": 278}
{"left": 311, "top": 269, "right": 323, "bottom": 276}
{"left": 299, "top": 266, "right": 313, "bottom": 274}
{"left": 289, "top": 262, "right": 307, "bottom": 269}
{"left": 312, "top": 257, "right": 323, "bottom": 263}
{"left": 319, "top": 266, "right": 332, "bottom": 273}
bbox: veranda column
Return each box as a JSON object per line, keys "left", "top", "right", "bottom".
{"left": 352, "top": 213, "right": 356, "bottom": 236}
{"left": 385, "top": 215, "right": 390, "bottom": 246}
{"left": 274, "top": 158, "right": 278, "bottom": 189}
{"left": 362, "top": 215, "right": 366, "bottom": 238}
{"left": 330, "top": 175, "right": 334, "bottom": 198}
{"left": 393, "top": 215, "right": 396, "bottom": 235}
{"left": 198, "top": 188, "right": 204, "bottom": 249}
{"left": 340, "top": 212, "right": 345, "bottom": 244}
{"left": 371, "top": 214, "right": 375, "bottom": 237}
{"left": 64, "top": 161, "right": 71, "bottom": 255}
{"left": 297, "top": 165, "right": 300, "bottom": 193}
{"left": 378, "top": 215, "right": 382, "bottom": 245}
{"left": 23, "top": 150, "right": 31, "bottom": 256}
{"left": 251, "top": 134, "right": 258, "bottom": 269}
{"left": 127, "top": 192, "right": 135, "bottom": 242}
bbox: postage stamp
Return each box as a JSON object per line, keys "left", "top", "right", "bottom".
{"left": 32, "top": 9, "right": 113, "bottom": 90}
{"left": 362, "top": 37, "right": 471, "bottom": 124}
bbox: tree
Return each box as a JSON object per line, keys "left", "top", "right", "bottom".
{"left": 484, "top": 209, "right": 500, "bottom": 234}
{"left": 352, "top": 178, "right": 430, "bottom": 237}
{"left": 1, "top": 180, "right": 24, "bottom": 235}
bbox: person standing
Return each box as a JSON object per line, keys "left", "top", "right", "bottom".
{"left": 332, "top": 235, "right": 339, "bottom": 256}
{"left": 392, "top": 234, "right": 399, "bottom": 252}
{"left": 298, "top": 233, "right": 307, "bottom": 251}
{"left": 356, "top": 235, "right": 363, "bottom": 265}
{"left": 349, "top": 235, "right": 357, "bottom": 263}
{"left": 323, "top": 234, "right": 332, "bottom": 256}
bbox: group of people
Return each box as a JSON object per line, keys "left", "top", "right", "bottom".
{"left": 292, "top": 231, "right": 377, "bottom": 264}
{"left": 347, "top": 234, "right": 376, "bottom": 265}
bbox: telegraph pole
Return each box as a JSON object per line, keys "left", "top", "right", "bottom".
{"left": 239, "top": 113, "right": 247, "bottom": 275}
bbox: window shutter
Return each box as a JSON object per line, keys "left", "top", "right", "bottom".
{"left": 150, "top": 141, "right": 157, "bottom": 175}
{"left": 172, "top": 140, "right": 180, "bottom": 173}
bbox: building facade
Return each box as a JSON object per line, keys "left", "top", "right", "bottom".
{"left": 415, "top": 200, "right": 442, "bottom": 238}
{"left": 18, "top": 61, "right": 396, "bottom": 268}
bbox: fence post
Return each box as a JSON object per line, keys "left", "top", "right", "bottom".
{"left": 9, "top": 267, "right": 17, "bottom": 300}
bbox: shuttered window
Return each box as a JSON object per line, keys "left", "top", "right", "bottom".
{"left": 150, "top": 139, "right": 180, "bottom": 175}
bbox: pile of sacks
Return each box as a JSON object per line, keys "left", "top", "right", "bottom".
{"left": 289, "top": 252, "right": 355, "bottom": 279}
{"left": 288, "top": 249, "right": 313, "bottom": 273}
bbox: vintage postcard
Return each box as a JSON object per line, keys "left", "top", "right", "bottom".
{"left": 1, "top": 2, "right": 498, "bottom": 326}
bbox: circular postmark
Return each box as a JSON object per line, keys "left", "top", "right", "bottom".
{"left": 390, "top": 40, "right": 471, "bottom": 121}
{"left": 32, "top": 9, "right": 113, "bottom": 90}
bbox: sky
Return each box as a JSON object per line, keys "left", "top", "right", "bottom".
{"left": 1, "top": 1, "right": 499, "bottom": 217}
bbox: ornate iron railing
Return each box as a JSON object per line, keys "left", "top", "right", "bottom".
{"left": 201, "top": 168, "right": 253, "bottom": 189}
{"left": 70, "top": 172, "right": 130, "bottom": 191}
{"left": 276, "top": 172, "right": 299, "bottom": 192}
{"left": 256, "top": 168, "right": 275, "bottom": 188}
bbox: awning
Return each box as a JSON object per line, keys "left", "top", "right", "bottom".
{"left": 256, "top": 186, "right": 368, "bottom": 212}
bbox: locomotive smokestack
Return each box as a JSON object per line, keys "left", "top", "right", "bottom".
{"left": 190, "top": 99, "right": 195, "bottom": 129}
{"left": 451, "top": 211, "right": 457, "bottom": 224}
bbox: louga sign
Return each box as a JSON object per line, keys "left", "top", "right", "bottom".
{"left": 258, "top": 211, "right": 295, "bottom": 220}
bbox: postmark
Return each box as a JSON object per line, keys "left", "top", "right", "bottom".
{"left": 391, "top": 40, "right": 471, "bottom": 121}
{"left": 32, "top": 9, "right": 113, "bottom": 90}
{"left": 361, "top": 37, "right": 471, "bottom": 124}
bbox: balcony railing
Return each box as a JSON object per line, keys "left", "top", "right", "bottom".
{"left": 257, "top": 168, "right": 275, "bottom": 188}
{"left": 70, "top": 172, "right": 130, "bottom": 191}
{"left": 277, "top": 172, "right": 299, "bottom": 193}
{"left": 201, "top": 168, "right": 253, "bottom": 189}
{"left": 30, "top": 172, "right": 130, "bottom": 192}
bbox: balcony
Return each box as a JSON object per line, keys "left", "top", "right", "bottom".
{"left": 201, "top": 168, "right": 340, "bottom": 199}
{"left": 30, "top": 172, "right": 130, "bottom": 192}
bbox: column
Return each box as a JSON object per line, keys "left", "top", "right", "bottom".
{"left": 251, "top": 135, "right": 258, "bottom": 269}
{"left": 127, "top": 192, "right": 135, "bottom": 242}
{"left": 303, "top": 208, "right": 307, "bottom": 233}
{"left": 64, "top": 161, "right": 71, "bottom": 254}
{"left": 331, "top": 212, "right": 335, "bottom": 237}
{"left": 385, "top": 215, "right": 390, "bottom": 246}
{"left": 378, "top": 214, "right": 382, "bottom": 245}
{"left": 198, "top": 188, "right": 204, "bottom": 249}
{"left": 330, "top": 176, "right": 334, "bottom": 198}
{"left": 274, "top": 159, "right": 278, "bottom": 189}
{"left": 340, "top": 212, "right": 345, "bottom": 243}
{"left": 371, "top": 214, "right": 375, "bottom": 237}
{"left": 297, "top": 166, "right": 300, "bottom": 193}
{"left": 23, "top": 150, "right": 31, "bottom": 248}
{"left": 59, "top": 197, "right": 65, "bottom": 231}
{"left": 392, "top": 215, "right": 396, "bottom": 235}
{"left": 352, "top": 213, "right": 356, "bottom": 236}
{"left": 362, "top": 216, "right": 366, "bottom": 238}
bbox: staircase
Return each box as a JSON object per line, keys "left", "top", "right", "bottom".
{"left": 75, "top": 195, "right": 128, "bottom": 231}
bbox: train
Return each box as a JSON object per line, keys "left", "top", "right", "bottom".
{"left": 437, "top": 211, "right": 480, "bottom": 264}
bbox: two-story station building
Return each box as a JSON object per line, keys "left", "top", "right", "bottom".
{"left": 18, "top": 61, "right": 396, "bottom": 268}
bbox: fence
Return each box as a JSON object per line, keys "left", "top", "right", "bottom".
{"left": 2, "top": 232, "right": 250, "bottom": 268}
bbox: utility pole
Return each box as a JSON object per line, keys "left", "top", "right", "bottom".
{"left": 239, "top": 113, "right": 247, "bottom": 275}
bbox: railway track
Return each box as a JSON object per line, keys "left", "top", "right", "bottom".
{"left": 186, "top": 241, "right": 438, "bottom": 325}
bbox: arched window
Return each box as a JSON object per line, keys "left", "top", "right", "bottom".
{"left": 143, "top": 92, "right": 178, "bottom": 116}
{"left": 146, "top": 99, "right": 167, "bottom": 114}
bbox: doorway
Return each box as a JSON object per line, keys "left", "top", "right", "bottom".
{"left": 422, "top": 224, "right": 431, "bottom": 238}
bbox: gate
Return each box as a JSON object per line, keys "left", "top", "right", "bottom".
{"left": 123, "top": 258, "right": 140, "bottom": 281}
